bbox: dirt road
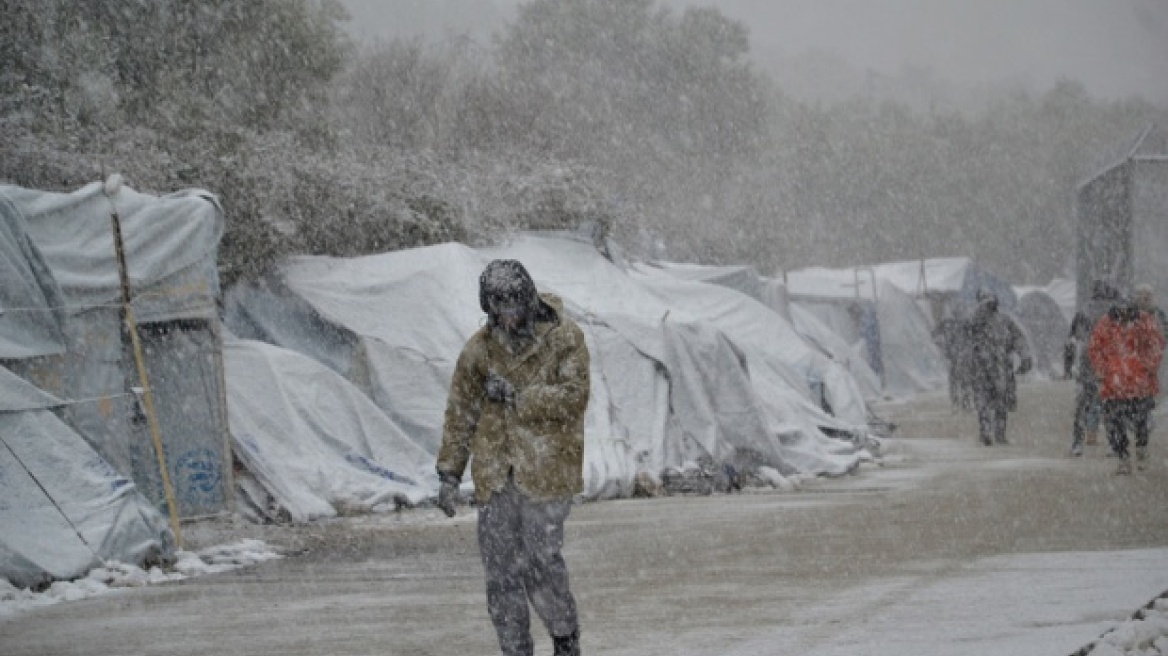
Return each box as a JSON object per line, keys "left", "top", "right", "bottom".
{"left": 3, "top": 380, "right": 1167, "bottom": 655}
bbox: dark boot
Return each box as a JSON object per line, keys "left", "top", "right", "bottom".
{"left": 552, "top": 631, "right": 580, "bottom": 656}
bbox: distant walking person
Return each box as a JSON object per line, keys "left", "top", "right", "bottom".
{"left": 1065, "top": 280, "right": 1118, "bottom": 456}
{"left": 1088, "top": 296, "right": 1165, "bottom": 473}
{"left": 932, "top": 312, "right": 973, "bottom": 413}
{"left": 436, "top": 259, "right": 590, "bottom": 656}
{"left": 966, "top": 289, "right": 1032, "bottom": 445}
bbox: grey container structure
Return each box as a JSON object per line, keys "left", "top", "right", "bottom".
{"left": 1076, "top": 124, "right": 1168, "bottom": 308}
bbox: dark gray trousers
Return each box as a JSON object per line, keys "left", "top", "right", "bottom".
{"left": 1103, "top": 397, "right": 1154, "bottom": 458}
{"left": 478, "top": 481, "right": 578, "bottom": 656}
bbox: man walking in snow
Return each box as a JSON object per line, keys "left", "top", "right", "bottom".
{"left": 966, "top": 289, "right": 1032, "bottom": 445}
{"left": 1088, "top": 296, "right": 1165, "bottom": 473}
{"left": 1065, "top": 279, "right": 1119, "bottom": 455}
{"left": 932, "top": 311, "right": 973, "bottom": 413}
{"left": 436, "top": 259, "right": 590, "bottom": 656}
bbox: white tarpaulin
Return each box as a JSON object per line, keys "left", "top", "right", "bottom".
{"left": 1, "top": 182, "right": 232, "bottom": 518}
{"left": 226, "top": 232, "right": 874, "bottom": 508}
{"left": 786, "top": 267, "right": 948, "bottom": 398}
{"left": 0, "top": 194, "right": 66, "bottom": 359}
{"left": 224, "top": 337, "right": 435, "bottom": 522}
{"left": 0, "top": 367, "right": 173, "bottom": 588}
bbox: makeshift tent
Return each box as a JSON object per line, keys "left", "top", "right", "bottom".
{"left": 0, "top": 182, "right": 232, "bottom": 519}
{"left": 785, "top": 268, "right": 948, "bottom": 398}
{"left": 643, "top": 261, "right": 881, "bottom": 400}
{"left": 223, "top": 336, "right": 435, "bottom": 522}
{"left": 226, "top": 232, "right": 875, "bottom": 505}
{"left": 645, "top": 262, "right": 793, "bottom": 321}
{"left": 0, "top": 366, "right": 174, "bottom": 588}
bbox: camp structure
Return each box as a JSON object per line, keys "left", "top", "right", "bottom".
{"left": 1075, "top": 123, "right": 1168, "bottom": 307}
{"left": 0, "top": 366, "right": 174, "bottom": 588}
{"left": 223, "top": 335, "right": 436, "bottom": 522}
{"left": 641, "top": 261, "right": 882, "bottom": 400}
{"left": 785, "top": 265, "right": 949, "bottom": 398}
{"left": 225, "top": 231, "right": 878, "bottom": 504}
{"left": 0, "top": 182, "right": 232, "bottom": 520}
{"left": 1, "top": 191, "right": 175, "bottom": 588}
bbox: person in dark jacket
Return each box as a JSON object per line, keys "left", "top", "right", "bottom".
{"left": 966, "top": 289, "right": 1032, "bottom": 445}
{"left": 436, "top": 259, "right": 590, "bottom": 656}
{"left": 1064, "top": 280, "right": 1118, "bottom": 456}
{"left": 1088, "top": 296, "right": 1165, "bottom": 473}
{"left": 932, "top": 312, "right": 973, "bottom": 413}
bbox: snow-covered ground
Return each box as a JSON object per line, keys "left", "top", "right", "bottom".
{"left": 2, "top": 382, "right": 1167, "bottom": 656}
{"left": 0, "top": 539, "right": 281, "bottom": 619}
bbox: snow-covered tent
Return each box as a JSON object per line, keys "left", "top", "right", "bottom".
{"left": 785, "top": 268, "right": 947, "bottom": 398}
{"left": 224, "top": 336, "right": 435, "bottom": 522}
{"left": 645, "top": 261, "right": 793, "bottom": 321}
{"left": 856, "top": 257, "right": 1019, "bottom": 318}
{"left": 0, "top": 366, "right": 174, "bottom": 588}
{"left": 0, "top": 182, "right": 232, "bottom": 518}
{"left": 225, "top": 232, "right": 876, "bottom": 505}
{"left": 643, "top": 261, "right": 881, "bottom": 400}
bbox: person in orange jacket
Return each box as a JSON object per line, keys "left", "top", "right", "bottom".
{"left": 1088, "top": 296, "right": 1166, "bottom": 473}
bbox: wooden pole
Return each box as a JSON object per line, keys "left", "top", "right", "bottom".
{"left": 109, "top": 202, "right": 184, "bottom": 549}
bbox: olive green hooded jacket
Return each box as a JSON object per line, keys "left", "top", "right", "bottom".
{"left": 437, "top": 293, "right": 590, "bottom": 504}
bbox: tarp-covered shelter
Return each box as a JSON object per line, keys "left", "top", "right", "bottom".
{"left": 785, "top": 267, "right": 948, "bottom": 397}
{"left": 0, "top": 364, "right": 173, "bottom": 588}
{"left": 642, "top": 261, "right": 881, "bottom": 400}
{"left": 224, "top": 336, "right": 435, "bottom": 522}
{"left": 225, "top": 232, "right": 877, "bottom": 505}
{"left": 1076, "top": 123, "right": 1168, "bottom": 308}
{"left": 0, "top": 182, "right": 232, "bottom": 519}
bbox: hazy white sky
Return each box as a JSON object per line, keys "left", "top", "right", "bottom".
{"left": 340, "top": 0, "right": 1168, "bottom": 105}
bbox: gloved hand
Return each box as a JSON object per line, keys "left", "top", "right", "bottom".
{"left": 1017, "top": 356, "right": 1032, "bottom": 375}
{"left": 436, "top": 472, "right": 460, "bottom": 518}
{"left": 485, "top": 372, "right": 516, "bottom": 405}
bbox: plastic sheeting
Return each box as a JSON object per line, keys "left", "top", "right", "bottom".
{"left": 1, "top": 182, "right": 232, "bottom": 518}
{"left": 0, "top": 367, "right": 174, "bottom": 588}
{"left": 788, "top": 257, "right": 1019, "bottom": 316}
{"left": 226, "top": 233, "right": 874, "bottom": 507}
{"left": 223, "top": 337, "right": 435, "bottom": 522}
{"left": 0, "top": 183, "right": 223, "bottom": 323}
{"left": 787, "top": 273, "right": 948, "bottom": 398}
{"left": 0, "top": 194, "right": 66, "bottom": 359}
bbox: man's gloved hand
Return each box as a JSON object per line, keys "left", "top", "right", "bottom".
{"left": 436, "top": 472, "right": 460, "bottom": 518}
{"left": 485, "top": 372, "right": 516, "bottom": 405}
{"left": 1017, "top": 356, "right": 1033, "bottom": 375}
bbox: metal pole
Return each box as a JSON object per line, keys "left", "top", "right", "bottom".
{"left": 107, "top": 187, "right": 184, "bottom": 549}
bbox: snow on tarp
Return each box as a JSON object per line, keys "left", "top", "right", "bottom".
{"left": 0, "top": 366, "right": 174, "bottom": 589}
{"left": 225, "top": 234, "right": 873, "bottom": 507}
{"left": 786, "top": 270, "right": 947, "bottom": 398}
{"left": 0, "top": 194, "right": 66, "bottom": 359}
{"left": 788, "top": 257, "right": 1018, "bottom": 314}
{"left": 223, "top": 337, "right": 434, "bottom": 522}
{"left": 633, "top": 260, "right": 871, "bottom": 423}
{"left": 642, "top": 261, "right": 793, "bottom": 321}
{"left": 651, "top": 261, "right": 880, "bottom": 399}
{"left": 0, "top": 182, "right": 232, "bottom": 518}
{"left": 787, "top": 303, "right": 882, "bottom": 400}
{"left": 0, "top": 182, "right": 223, "bottom": 323}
